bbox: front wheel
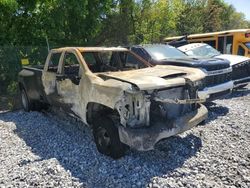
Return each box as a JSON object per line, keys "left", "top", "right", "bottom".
{"left": 93, "top": 116, "right": 128, "bottom": 159}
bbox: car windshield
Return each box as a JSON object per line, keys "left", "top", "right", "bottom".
{"left": 185, "top": 44, "right": 221, "bottom": 58}
{"left": 245, "top": 42, "right": 250, "bottom": 49}
{"left": 144, "top": 45, "right": 187, "bottom": 60}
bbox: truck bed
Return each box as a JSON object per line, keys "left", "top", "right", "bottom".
{"left": 18, "top": 66, "right": 47, "bottom": 104}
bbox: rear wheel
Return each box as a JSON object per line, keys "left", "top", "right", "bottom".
{"left": 21, "top": 89, "right": 32, "bottom": 112}
{"left": 93, "top": 116, "right": 128, "bottom": 159}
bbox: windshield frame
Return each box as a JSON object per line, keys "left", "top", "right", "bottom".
{"left": 80, "top": 49, "right": 152, "bottom": 73}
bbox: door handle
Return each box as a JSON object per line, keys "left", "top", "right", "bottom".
{"left": 56, "top": 75, "right": 66, "bottom": 81}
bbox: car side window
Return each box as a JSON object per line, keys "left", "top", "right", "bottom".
{"left": 226, "top": 36, "right": 233, "bottom": 54}
{"left": 62, "top": 52, "right": 80, "bottom": 76}
{"left": 82, "top": 52, "right": 102, "bottom": 72}
{"left": 204, "top": 40, "right": 216, "bottom": 49}
{"left": 83, "top": 52, "right": 97, "bottom": 66}
{"left": 238, "top": 45, "right": 245, "bottom": 56}
{"left": 132, "top": 48, "right": 150, "bottom": 61}
{"left": 218, "top": 37, "right": 224, "bottom": 53}
{"left": 48, "top": 53, "right": 61, "bottom": 72}
{"left": 120, "top": 52, "right": 146, "bottom": 69}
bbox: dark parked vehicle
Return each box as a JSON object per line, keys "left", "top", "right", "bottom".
{"left": 177, "top": 43, "right": 250, "bottom": 88}
{"left": 128, "top": 44, "right": 233, "bottom": 101}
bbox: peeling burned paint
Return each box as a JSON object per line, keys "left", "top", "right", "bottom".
{"left": 42, "top": 72, "right": 57, "bottom": 95}
{"left": 115, "top": 91, "right": 151, "bottom": 127}
{"left": 42, "top": 70, "right": 133, "bottom": 125}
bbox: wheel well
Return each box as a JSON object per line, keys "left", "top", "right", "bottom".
{"left": 18, "top": 82, "right": 24, "bottom": 90}
{"left": 86, "top": 102, "right": 120, "bottom": 126}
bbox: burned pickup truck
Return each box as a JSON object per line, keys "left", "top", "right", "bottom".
{"left": 18, "top": 47, "right": 208, "bottom": 158}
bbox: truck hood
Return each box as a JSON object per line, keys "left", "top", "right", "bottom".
{"left": 97, "top": 65, "right": 202, "bottom": 90}
{"left": 215, "top": 54, "right": 250, "bottom": 66}
{"left": 154, "top": 57, "right": 230, "bottom": 71}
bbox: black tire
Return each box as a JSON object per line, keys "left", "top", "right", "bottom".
{"left": 93, "top": 116, "right": 128, "bottom": 159}
{"left": 20, "top": 89, "right": 32, "bottom": 112}
{"left": 20, "top": 87, "right": 45, "bottom": 111}
{"left": 198, "top": 119, "right": 206, "bottom": 126}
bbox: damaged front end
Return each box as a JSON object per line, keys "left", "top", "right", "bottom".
{"left": 116, "top": 81, "right": 208, "bottom": 151}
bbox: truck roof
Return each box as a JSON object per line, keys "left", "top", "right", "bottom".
{"left": 51, "top": 47, "right": 129, "bottom": 52}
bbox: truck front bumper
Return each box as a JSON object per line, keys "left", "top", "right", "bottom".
{"left": 198, "top": 81, "right": 233, "bottom": 101}
{"left": 233, "top": 76, "right": 250, "bottom": 88}
{"left": 118, "top": 104, "right": 208, "bottom": 151}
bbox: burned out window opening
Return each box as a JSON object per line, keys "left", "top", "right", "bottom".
{"left": 82, "top": 52, "right": 100, "bottom": 72}
{"left": 119, "top": 52, "right": 146, "bottom": 70}
{"left": 61, "top": 52, "right": 81, "bottom": 85}
{"left": 48, "top": 52, "right": 61, "bottom": 72}
{"left": 131, "top": 47, "right": 151, "bottom": 62}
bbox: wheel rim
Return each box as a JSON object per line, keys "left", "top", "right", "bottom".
{"left": 21, "top": 91, "right": 28, "bottom": 110}
{"left": 97, "top": 127, "right": 111, "bottom": 150}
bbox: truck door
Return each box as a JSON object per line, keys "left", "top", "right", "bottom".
{"left": 42, "top": 51, "right": 64, "bottom": 106}
{"left": 54, "top": 51, "right": 83, "bottom": 117}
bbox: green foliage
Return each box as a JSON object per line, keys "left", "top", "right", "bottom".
{"left": 0, "top": 0, "right": 249, "bottom": 96}
{"left": 99, "top": 0, "right": 250, "bottom": 44}
{"left": 0, "top": 0, "right": 18, "bottom": 44}
{"left": 0, "top": 46, "right": 21, "bottom": 94}
{"left": 1, "top": 0, "right": 249, "bottom": 46}
{"left": 133, "top": 0, "right": 184, "bottom": 43}
{"left": 7, "top": 81, "right": 18, "bottom": 95}
{"left": 9, "top": 0, "right": 113, "bottom": 46}
{"left": 176, "top": 0, "right": 206, "bottom": 35}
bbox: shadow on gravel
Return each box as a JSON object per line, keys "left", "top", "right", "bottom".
{"left": 199, "top": 87, "right": 250, "bottom": 126}
{"left": 202, "top": 102, "right": 229, "bottom": 124}
{"left": 0, "top": 111, "right": 202, "bottom": 188}
{"left": 201, "top": 87, "right": 250, "bottom": 125}
{"left": 228, "top": 88, "right": 250, "bottom": 99}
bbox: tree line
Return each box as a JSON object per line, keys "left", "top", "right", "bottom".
{"left": 0, "top": 0, "right": 250, "bottom": 95}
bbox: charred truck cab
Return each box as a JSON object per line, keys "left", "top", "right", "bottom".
{"left": 18, "top": 47, "right": 208, "bottom": 158}
{"left": 128, "top": 44, "right": 233, "bottom": 101}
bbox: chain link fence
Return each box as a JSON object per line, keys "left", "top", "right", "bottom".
{"left": 0, "top": 45, "right": 50, "bottom": 110}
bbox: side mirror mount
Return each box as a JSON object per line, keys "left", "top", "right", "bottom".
{"left": 56, "top": 74, "right": 67, "bottom": 81}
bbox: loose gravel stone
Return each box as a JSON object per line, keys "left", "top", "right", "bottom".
{"left": 0, "top": 86, "right": 250, "bottom": 187}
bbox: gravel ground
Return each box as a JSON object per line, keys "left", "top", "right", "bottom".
{"left": 0, "top": 86, "right": 250, "bottom": 188}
